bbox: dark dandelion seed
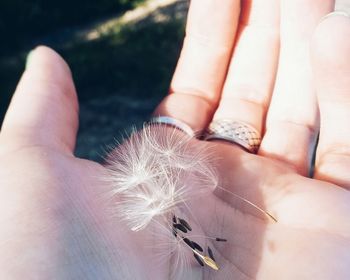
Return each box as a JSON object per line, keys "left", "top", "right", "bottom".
{"left": 174, "top": 223, "right": 188, "bottom": 233}
{"left": 183, "top": 238, "right": 195, "bottom": 249}
{"left": 192, "top": 241, "right": 203, "bottom": 252}
{"left": 208, "top": 246, "right": 215, "bottom": 261}
{"left": 193, "top": 253, "right": 204, "bottom": 267}
{"left": 178, "top": 218, "right": 192, "bottom": 231}
{"left": 216, "top": 238, "right": 227, "bottom": 242}
{"left": 172, "top": 228, "right": 177, "bottom": 237}
{"left": 172, "top": 215, "right": 177, "bottom": 224}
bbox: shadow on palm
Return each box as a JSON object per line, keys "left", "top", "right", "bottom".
{"left": 185, "top": 140, "right": 350, "bottom": 279}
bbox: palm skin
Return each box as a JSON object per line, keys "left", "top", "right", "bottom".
{"left": 0, "top": 139, "right": 349, "bottom": 280}
{"left": 1, "top": 1, "right": 350, "bottom": 279}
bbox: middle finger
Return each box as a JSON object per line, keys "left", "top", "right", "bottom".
{"left": 212, "top": 0, "right": 280, "bottom": 136}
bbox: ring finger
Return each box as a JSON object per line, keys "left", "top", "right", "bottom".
{"left": 259, "top": 0, "right": 334, "bottom": 175}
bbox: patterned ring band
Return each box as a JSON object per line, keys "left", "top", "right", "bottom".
{"left": 203, "top": 120, "right": 261, "bottom": 153}
{"left": 150, "top": 116, "right": 196, "bottom": 137}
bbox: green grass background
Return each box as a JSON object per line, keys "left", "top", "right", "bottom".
{"left": 0, "top": 0, "right": 187, "bottom": 160}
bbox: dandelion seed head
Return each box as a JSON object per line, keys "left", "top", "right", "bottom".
{"left": 104, "top": 124, "right": 218, "bottom": 231}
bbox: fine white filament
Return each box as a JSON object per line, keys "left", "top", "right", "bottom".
{"left": 104, "top": 125, "right": 217, "bottom": 232}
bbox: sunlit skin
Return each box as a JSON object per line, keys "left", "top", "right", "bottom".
{"left": 1, "top": 0, "right": 350, "bottom": 279}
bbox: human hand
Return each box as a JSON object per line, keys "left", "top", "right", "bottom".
{"left": 153, "top": 0, "right": 350, "bottom": 279}
{"left": 0, "top": 47, "right": 129, "bottom": 279}
{"left": 1, "top": 1, "right": 350, "bottom": 280}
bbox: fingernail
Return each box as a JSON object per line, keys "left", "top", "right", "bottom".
{"left": 25, "top": 49, "right": 35, "bottom": 69}
{"left": 321, "top": 11, "right": 350, "bottom": 22}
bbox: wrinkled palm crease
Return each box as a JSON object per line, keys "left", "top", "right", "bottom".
{"left": 104, "top": 125, "right": 276, "bottom": 278}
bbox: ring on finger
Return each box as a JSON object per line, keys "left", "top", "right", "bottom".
{"left": 150, "top": 116, "right": 196, "bottom": 138}
{"left": 203, "top": 119, "right": 261, "bottom": 153}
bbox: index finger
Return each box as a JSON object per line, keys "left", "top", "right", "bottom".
{"left": 154, "top": 0, "right": 241, "bottom": 132}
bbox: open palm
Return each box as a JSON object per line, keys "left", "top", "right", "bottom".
{"left": 1, "top": 0, "right": 350, "bottom": 279}
{"left": 185, "top": 142, "right": 350, "bottom": 279}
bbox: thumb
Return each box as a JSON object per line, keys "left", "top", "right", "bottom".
{"left": 0, "top": 46, "right": 79, "bottom": 155}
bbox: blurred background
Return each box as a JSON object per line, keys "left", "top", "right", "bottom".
{"left": 0, "top": 0, "right": 188, "bottom": 161}
{"left": 1, "top": 0, "right": 349, "bottom": 162}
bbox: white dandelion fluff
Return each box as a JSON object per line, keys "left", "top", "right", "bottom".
{"left": 104, "top": 124, "right": 217, "bottom": 232}
{"left": 103, "top": 123, "right": 277, "bottom": 274}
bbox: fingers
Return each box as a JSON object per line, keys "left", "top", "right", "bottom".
{"left": 213, "top": 0, "right": 280, "bottom": 135}
{"left": 154, "top": 0, "right": 241, "bottom": 132}
{"left": 311, "top": 13, "right": 350, "bottom": 189}
{"left": 0, "top": 46, "right": 78, "bottom": 155}
{"left": 259, "top": 0, "right": 335, "bottom": 175}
